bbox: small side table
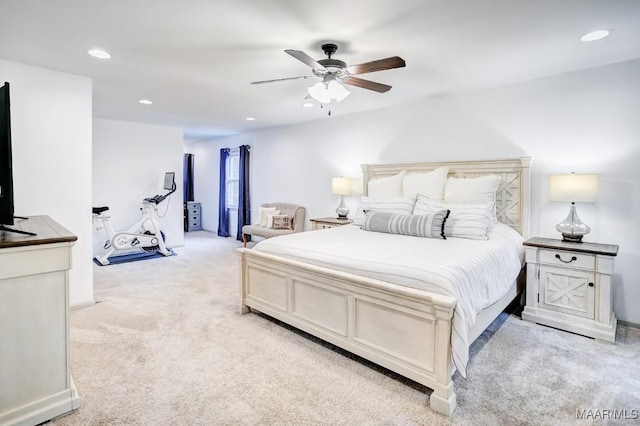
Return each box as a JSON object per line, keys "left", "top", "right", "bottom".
{"left": 521, "top": 237, "right": 619, "bottom": 342}
{"left": 310, "top": 217, "right": 353, "bottom": 230}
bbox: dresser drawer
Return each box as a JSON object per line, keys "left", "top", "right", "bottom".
{"left": 187, "top": 202, "right": 201, "bottom": 215}
{"left": 185, "top": 202, "right": 202, "bottom": 231}
{"left": 539, "top": 249, "right": 595, "bottom": 270}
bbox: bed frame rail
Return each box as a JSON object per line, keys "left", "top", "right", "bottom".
{"left": 238, "top": 248, "right": 458, "bottom": 415}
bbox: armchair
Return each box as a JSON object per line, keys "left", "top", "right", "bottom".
{"left": 242, "top": 202, "right": 306, "bottom": 247}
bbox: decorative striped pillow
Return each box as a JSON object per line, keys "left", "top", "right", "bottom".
{"left": 414, "top": 195, "right": 493, "bottom": 240}
{"left": 353, "top": 196, "right": 417, "bottom": 226}
{"left": 363, "top": 210, "right": 450, "bottom": 239}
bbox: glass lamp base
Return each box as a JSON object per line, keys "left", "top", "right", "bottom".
{"left": 335, "top": 196, "right": 350, "bottom": 220}
{"left": 556, "top": 203, "right": 590, "bottom": 242}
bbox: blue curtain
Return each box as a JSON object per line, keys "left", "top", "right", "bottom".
{"left": 217, "top": 148, "right": 230, "bottom": 237}
{"left": 183, "top": 153, "right": 194, "bottom": 203}
{"left": 236, "top": 145, "right": 251, "bottom": 240}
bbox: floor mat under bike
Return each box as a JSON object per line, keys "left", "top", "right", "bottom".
{"left": 93, "top": 250, "right": 176, "bottom": 266}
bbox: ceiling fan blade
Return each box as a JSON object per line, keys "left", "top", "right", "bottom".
{"left": 342, "top": 76, "right": 392, "bottom": 93}
{"left": 250, "top": 75, "right": 314, "bottom": 85}
{"left": 346, "top": 56, "right": 406, "bottom": 75}
{"left": 285, "top": 49, "right": 327, "bottom": 73}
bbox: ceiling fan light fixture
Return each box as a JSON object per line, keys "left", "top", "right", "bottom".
{"left": 328, "top": 80, "right": 350, "bottom": 102}
{"left": 307, "top": 80, "right": 350, "bottom": 104}
{"left": 307, "top": 82, "right": 332, "bottom": 104}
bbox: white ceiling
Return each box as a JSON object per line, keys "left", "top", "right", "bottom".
{"left": 2, "top": 0, "right": 640, "bottom": 140}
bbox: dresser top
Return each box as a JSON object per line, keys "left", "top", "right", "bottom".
{"left": 0, "top": 216, "right": 77, "bottom": 249}
{"left": 523, "top": 237, "right": 618, "bottom": 256}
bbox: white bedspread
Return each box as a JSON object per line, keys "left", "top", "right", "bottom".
{"left": 253, "top": 222, "right": 524, "bottom": 377}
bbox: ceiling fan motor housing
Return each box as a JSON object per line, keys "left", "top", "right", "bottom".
{"left": 314, "top": 44, "right": 347, "bottom": 75}
{"left": 321, "top": 43, "right": 338, "bottom": 57}
{"left": 317, "top": 58, "right": 347, "bottom": 72}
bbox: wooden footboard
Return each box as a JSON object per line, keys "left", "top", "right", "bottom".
{"left": 237, "top": 248, "right": 458, "bottom": 415}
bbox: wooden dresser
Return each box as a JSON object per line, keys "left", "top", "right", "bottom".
{"left": 0, "top": 216, "right": 80, "bottom": 425}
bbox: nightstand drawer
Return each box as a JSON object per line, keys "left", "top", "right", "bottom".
{"left": 539, "top": 249, "right": 594, "bottom": 270}
{"left": 316, "top": 223, "right": 337, "bottom": 230}
{"left": 310, "top": 217, "right": 353, "bottom": 231}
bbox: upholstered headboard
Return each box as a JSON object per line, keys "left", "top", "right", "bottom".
{"left": 361, "top": 157, "right": 532, "bottom": 237}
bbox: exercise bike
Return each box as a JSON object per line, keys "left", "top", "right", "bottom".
{"left": 92, "top": 172, "right": 176, "bottom": 266}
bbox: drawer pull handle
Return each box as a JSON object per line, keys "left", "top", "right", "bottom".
{"left": 555, "top": 254, "right": 577, "bottom": 263}
{"left": 588, "top": 282, "right": 594, "bottom": 287}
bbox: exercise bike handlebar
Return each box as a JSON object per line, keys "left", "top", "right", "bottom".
{"left": 143, "top": 183, "right": 176, "bottom": 205}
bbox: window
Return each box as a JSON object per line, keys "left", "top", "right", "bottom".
{"left": 225, "top": 150, "right": 239, "bottom": 209}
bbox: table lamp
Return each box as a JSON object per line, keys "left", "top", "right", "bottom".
{"left": 331, "top": 177, "right": 352, "bottom": 219}
{"left": 549, "top": 173, "right": 598, "bottom": 242}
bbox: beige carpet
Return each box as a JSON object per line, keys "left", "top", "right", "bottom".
{"left": 49, "top": 231, "right": 640, "bottom": 425}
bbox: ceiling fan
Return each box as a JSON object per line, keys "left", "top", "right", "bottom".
{"left": 251, "top": 43, "right": 406, "bottom": 103}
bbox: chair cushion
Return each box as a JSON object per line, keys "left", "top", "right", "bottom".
{"left": 242, "top": 224, "right": 295, "bottom": 239}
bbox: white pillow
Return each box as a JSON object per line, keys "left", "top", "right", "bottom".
{"left": 353, "top": 196, "right": 416, "bottom": 226}
{"left": 444, "top": 174, "right": 500, "bottom": 206}
{"left": 256, "top": 206, "right": 277, "bottom": 226}
{"left": 367, "top": 171, "right": 407, "bottom": 198}
{"left": 414, "top": 195, "right": 493, "bottom": 240}
{"left": 402, "top": 166, "right": 450, "bottom": 200}
{"left": 265, "top": 211, "right": 281, "bottom": 228}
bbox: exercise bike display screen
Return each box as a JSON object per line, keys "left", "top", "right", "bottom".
{"left": 163, "top": 172, "right": 175, "bottom": 190}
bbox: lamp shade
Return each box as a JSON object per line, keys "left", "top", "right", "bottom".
{"left": 331, "top": 177, "right": 352, "bottom": 196}
{"left": 549, "top": 174, "right": 598, "bottom": 202}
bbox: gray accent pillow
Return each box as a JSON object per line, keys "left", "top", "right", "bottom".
{"left": 363, "top": 210, "right": 450, "bottom": 239}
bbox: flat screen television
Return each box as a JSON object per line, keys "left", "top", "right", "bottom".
{"left": 0, "top": 82, "right": 34, "bottom": 236}
{"left": 0, "top": 82, "right": 15, "bottom": 228}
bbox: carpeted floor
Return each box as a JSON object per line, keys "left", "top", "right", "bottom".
{"left": 49, "top": 231, "right": 640, "bottom": 425}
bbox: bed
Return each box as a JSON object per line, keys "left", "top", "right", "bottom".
{"left": 237, "top": 157, "right": 531, "bottom": 415}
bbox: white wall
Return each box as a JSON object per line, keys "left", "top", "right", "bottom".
{"left": 93, "top": 119, "right": 184, "bottom": 253}
{"left": 188, "top": 58, "right": 640, "bottom": 324}
{"left": 0, "top": 59, "right": 94, "bottom": 306}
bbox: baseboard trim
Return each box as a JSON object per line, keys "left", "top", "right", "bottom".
{"left": 618, "top": 319, "right": 640, "bottom": 329}
{"left": 70, "top": 299, "right": 96, "bottom": 310}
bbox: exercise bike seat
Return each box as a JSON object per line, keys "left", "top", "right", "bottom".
{"left": 92, "top": 206, "right": 109, "bottom": 215}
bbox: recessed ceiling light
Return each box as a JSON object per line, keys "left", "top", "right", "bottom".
{"left": 139, "top": 99, "right": 152, "bottom": 105}
{"left": 245, "top": 117, "right": 255, "bottom": 121}
{"left": 580, "top": 30, "right": 611, "bottom": 42}
{"left": 88, "top": 49, "right": 111, "bottom": 59}
{"left": 302, "top": 102, "right": 314, "bottom": 108}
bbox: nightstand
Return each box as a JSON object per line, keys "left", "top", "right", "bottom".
{"left": 521, "top": 237, "right": 619, "bottom": 342}
{"left": 310, "top": 217, "right": 353, "bottom": 230}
